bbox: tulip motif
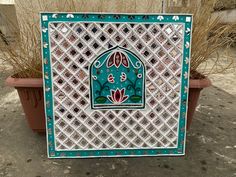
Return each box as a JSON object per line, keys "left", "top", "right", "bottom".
{"left": 107, "top": 88, "right": 128, "bottom": 104}
{"left": 120, "top": 72, "right": 127, "bottom": 82}
{"left": 172, "top": 16, "right": 179, "bottom": 21}
{"left": 107, "top": 51, "right": 129, "bottom": 68}
{"left": 107, "top": 74, "right": 114, "bottom": 83}
{"left": 157, "top": 15, "right": 164, "bottom": 21}
{"left": 66, "top": 14, "right": 74, "bottom": 18}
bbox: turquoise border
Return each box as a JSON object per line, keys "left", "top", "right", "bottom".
{"left": 40, "top": 13, "right": 192, "bottom": 158}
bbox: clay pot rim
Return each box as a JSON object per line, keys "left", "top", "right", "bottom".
{"left": 189, "top": 77, "right": 211, "bottom": 89}
{"left": 6, "top": 76, "right": 212, "bottom": 89}
{"left": 5, "top": 76, "right": 43, "bottom": 88}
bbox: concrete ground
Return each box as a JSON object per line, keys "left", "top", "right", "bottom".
{"left": 0, "top": 69, "right": 236, "bottom": 177}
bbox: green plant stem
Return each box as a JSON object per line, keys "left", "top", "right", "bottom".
{"left": 95, "top": 80, "right": 109, "bottom": 96}
{"left": 126, "top": 77, "right": 139, "bottom": 95}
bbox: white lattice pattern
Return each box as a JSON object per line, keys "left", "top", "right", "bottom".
{"left": 49, "top": 22, "right": 184, "bottom": 150}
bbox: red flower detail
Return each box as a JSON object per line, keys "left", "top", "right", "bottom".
{"left": 107, "top": 51, "right": 129, "bottom": 68}
{"left": 107, "top": 74, "right": 114, "bottom": 83}
{"left": 107, "top": 88, "right": 128, "bottom": 104}
{"left": 120, "top": 72, "right": 126, "bottom": 82}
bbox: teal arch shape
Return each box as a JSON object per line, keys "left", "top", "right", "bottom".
{"left": 89, "top": 46, "right": 146, "bottom": 109}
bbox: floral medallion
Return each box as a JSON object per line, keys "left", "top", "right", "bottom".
{"left": 90, "top": 46, "right": 145, "bottom": 109}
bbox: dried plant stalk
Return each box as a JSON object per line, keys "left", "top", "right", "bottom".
{"left": 167, "top": 0, "right": 236, "bottom": 79}
{"left": 0, "top": 0, "right": 162, "bottom": 78}
{"left": 0, "top": 0, "right": 235, "bottom": 79}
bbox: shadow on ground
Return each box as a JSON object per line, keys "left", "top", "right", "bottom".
{"left": 0, "top": 72, "right": 235, "bottom": 177}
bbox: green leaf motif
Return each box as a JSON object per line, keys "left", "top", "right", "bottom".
{"left": 95, "top": 96, "right": 107, "bottom": 103}
{"left": 130, "top": 95, "right": 142, "bottom": 103}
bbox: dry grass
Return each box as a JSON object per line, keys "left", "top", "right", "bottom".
{"left": 0, "top": 0, "right": 161, "bottom": 78}
{"left": 0, "top": 0, "right": 235, "bottom": 79}
{"left": 167, "top": 1, "right": 236, "bottom": 79}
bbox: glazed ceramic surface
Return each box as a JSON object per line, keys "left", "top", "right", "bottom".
{"left": 41, "top": 13, "right": 192, "bottom": 158}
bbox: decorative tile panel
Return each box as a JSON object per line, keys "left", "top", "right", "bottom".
{"left": 90, "top": 46, "right": 145, "bottom": 109}
{"left": 41, "top": 13, "right": 192, "bottom": 158}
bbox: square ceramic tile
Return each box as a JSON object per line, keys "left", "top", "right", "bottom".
{"left": 41, "top": 13, "right": 192, "bottom": 158}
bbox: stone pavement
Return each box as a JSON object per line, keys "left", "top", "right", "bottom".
{"left": 0, "top": 71, "right": 235, "bottom": 177}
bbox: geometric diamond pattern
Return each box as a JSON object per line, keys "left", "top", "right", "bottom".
{"left": 49, "top": 21, "right": 183, "bottom": 150}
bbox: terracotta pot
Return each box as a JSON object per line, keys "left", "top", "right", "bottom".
{"left": 5, "top": 77, "right": 45, "bottom": 132}
{"left": 5, "top": 76, "right": 211, "bottom": 132}
{"left": 188, "top": 78, "right": 211, "bottom": 129}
